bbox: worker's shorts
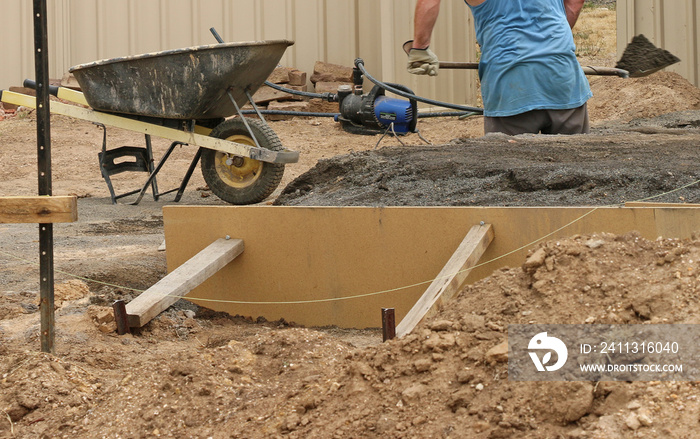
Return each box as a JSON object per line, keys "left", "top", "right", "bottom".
{"left": 483, "top": 103, "right": 589, "bottom": 135}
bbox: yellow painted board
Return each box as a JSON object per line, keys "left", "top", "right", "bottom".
{"left": 0, "top": 196, "right": 77, "bottom": 224}
{"left": 56, "top": 87, "right": 88, "bottom": 106}
{"left": 159, "top": 206, "right": 698, "bottom": 329}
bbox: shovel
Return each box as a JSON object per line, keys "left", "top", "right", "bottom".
{"left": 403, "top": 34, "right": 680, "bottom": 79}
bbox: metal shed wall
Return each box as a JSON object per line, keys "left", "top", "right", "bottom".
{"left": 0, "top": 0, "right": 479, "bottom": 107}
{"left": 618, "top": 0, "right": 700, "bottom": 86}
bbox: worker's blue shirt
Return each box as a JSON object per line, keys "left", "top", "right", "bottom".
{"left": 467, "top": 0, "right": 592, "bottom": 117}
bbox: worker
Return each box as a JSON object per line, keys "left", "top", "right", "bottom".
{"left": 407, "top": 0, "right": 592, "bottom": 135}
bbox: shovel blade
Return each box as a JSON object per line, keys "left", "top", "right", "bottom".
{"left": 615, "top": 34, "right": 680, "bottom": 78}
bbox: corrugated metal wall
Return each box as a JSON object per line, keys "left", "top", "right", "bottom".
{"left": 618, "top": 0, "right": 700, "bottom": 86}
{"left": 0, "top": 0, "right": 479, "bottom": 107}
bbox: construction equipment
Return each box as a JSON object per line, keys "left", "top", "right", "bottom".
{"left": 336, "top": 78, "right": 418, "bottom": 136}
{"left": 334, "top": 59, "right": 484, "bottom": 136}
{"left": 1, "top": 40, "right": 299, "bottom": 205}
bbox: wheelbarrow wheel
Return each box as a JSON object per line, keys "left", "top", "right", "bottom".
{"left": 201, "top": 118, "right": 285, "bottom": 205}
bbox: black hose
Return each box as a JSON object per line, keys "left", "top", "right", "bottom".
{"left": 241, "top": 110, "right": 338, "bottom": 117}
{"left": 240, "top": 109, "right": 479, "bottom": 119}
{"left": 418, "top": 111, "right": 480, "bottom": 118}
{"left": 354, "top": 58, "right": 484, "bottom": 114}
{"left": 263, "top": 80, "right": 337, "bottom": 102}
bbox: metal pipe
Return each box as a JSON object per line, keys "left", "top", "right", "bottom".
{"left": 113, "top": 300, "right": 131, "bottom": 335}
{"left": 382, "top": 308, "right": 396, "bottom": 342}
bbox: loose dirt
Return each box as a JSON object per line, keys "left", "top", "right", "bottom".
{"left": 2, "top": 6, "right": 700, "bottom": 438}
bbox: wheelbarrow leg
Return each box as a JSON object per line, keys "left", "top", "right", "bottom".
{"left": 174, "top": 147, "right": 202, "bottom": 202}
{"left": 130, "top": 141, "right": 185, "bottom": 205}
{"left": 95, "top": 123, "right": 118, "bottom": 205}
{"left": 244, "top": 88, "right": 268, "bottom": 125}
{"left": 144, "top": 134, "right": 160, "bottom": 201}
{"left": 226, "top": 88, "right": 263, "bottom": 150}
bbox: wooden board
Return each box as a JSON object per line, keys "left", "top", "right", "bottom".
{"left": 162, "top": 206, "right": 700, "bottom": 328}
{"left": 0, "top": 196, "right": 77, "bottom": 223}
{"left": 125, "top": 238, "right": 244, "bottom": 328}
{"left": 396, "top": 223, "right": 494, "bottom": 337}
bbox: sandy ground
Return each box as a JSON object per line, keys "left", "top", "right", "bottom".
{"left": 2, "top": 4, "right": 700, "bottom": 438}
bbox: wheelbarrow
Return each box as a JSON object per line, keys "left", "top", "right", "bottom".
{"left": 0, "top": 39, "right": 298, "bottom": 205}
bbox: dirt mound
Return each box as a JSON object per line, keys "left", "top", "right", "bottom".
{"left": 283, "top": 232, "right": 700, "bottom": 439}
{"left": 3, "top": 232, "right": 698, "bottom": 438}
{"left": 588, "top": 71, "right": 700, "bottom": 123}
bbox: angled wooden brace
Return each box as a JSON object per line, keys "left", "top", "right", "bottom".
{"left": 396, "top": 223, "right": 494, "bottom": 337}
{"left": 123, "top": 237, "right": 244, "bottom": 328}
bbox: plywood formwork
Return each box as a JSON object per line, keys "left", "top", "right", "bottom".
{"left": 162, "top": 206, "right": 700, "bottom": 329}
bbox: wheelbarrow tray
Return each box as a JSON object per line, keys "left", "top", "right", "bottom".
{"left": 69, "top": 39, "right": 293, "bottom": 120}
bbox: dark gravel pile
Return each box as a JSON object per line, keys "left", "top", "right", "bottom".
{"left": 275, "top": 111, "right": 700, "bottom": 207}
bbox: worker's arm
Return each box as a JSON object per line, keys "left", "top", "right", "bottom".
{"left": 563, "top": 0, "right": 585, "bottom": 28}
{"left": 412, "top": 0, "right": 442, "bottom": 49}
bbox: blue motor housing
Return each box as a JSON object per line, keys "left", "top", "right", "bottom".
{"left": 373, "top": 95, "right": 413, "bottom": 134}
{"left": 337, "top": 84, "right": 418, "bottom": 135}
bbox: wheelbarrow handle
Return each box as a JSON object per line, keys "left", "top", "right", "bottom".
{"left": 23, "top": 78, "right": 60, "bottom": 96}
{"left": 438, "top": 62, "right": 629, "bottom": 78}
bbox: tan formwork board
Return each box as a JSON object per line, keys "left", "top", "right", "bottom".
{"left": 162, "top": 206, "right": 700, "bottom": 329}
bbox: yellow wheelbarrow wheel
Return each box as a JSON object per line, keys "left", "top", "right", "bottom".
{"left": 201, "top": 118, "right": 285, "bottom": 204}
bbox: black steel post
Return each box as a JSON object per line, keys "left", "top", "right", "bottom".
{"left": 382, "top": 308, "right": 396, "bottom": 342}
{"left": 34, "top": 0, "right": 54, "bottom": 353}
{"left": 112, "top": 300, "right": 131, "bottom": 335}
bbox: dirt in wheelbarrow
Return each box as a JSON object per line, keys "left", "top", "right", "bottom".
{"left": 2, "top": 7, "right": 700, "bottom": 436}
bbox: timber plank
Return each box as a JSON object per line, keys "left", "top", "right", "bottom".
{"left": 0, "top": 195, "right": 77, "bottom": 223}
{"left": 396, "top": 223, "right": 494, "bottom": 337}
{"left": 125, "top": 238, "right": 244, "bottom": 328}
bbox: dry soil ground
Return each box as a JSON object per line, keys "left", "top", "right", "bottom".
{"left": 1, "top": 4, "right": 700, "bottom": 438}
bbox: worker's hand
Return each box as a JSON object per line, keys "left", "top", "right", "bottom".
{"left": 407, "top": 47, "right": 439, "bottom": 76}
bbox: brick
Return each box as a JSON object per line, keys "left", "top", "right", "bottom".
{"left": 266, "top": 100, "right": 311, "bottom": 121}
{"left": 306, "top": 98, "right": 339, "bottom": 114}
{"left": 253, "top": 84, "right": 306, "bottom": 105}
{"left": 267, "top": 66, "right": 293, "bottom": 84}
{"left": 268, "top": 100, "right": 310, "bottom": 111}
{"left": 61, "top": 72, "right": 81, "bottom": 90}
{"left": 310, "top": 61, "right": 353, "bottom": 84}
{"left": 288, "top": 69, "right": 307, "bottom": 86}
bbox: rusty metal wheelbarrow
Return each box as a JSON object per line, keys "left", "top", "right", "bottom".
{"left": 1, "top": 39, "right": 298, "bottom": 205}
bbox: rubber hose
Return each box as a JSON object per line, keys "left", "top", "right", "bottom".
{"left": 240, "top": 109, "right": 480, "bottom": 119}
{"left": 355, "top": 59, "right": 484, "bottom": 114}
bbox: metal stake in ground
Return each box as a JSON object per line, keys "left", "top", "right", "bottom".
{"left": 33, "top": 0, "right": 55, "bottom": 353}
{"left": 382, "top": 308, "right": 396, "bottom": 342}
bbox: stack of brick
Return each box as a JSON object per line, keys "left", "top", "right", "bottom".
{"left": 252, "top": 66, "right": 309, "bottom": 120}
{"left": 309, "top": 61, "right": 354, "bottom": 114}
{"left": 249, "top": 61, "right": 355, "bottom": 119}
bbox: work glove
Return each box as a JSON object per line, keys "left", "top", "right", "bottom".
{"left": 407, "top": 46, "right": 439, "bottom": 76}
